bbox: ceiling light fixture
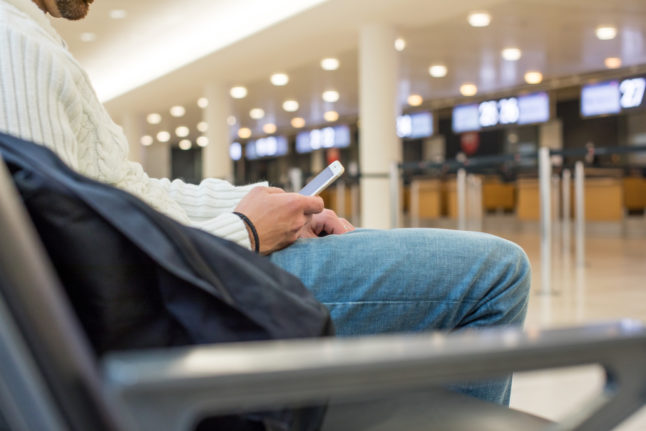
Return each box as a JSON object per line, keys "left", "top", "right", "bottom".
{"left": 429, "top": 64, "right": 448, "bottom": 78}
{"left": 197, "top": 97, "right": 208, "bottom": 108}
{"left": 109, "top": 9, "right": 127, "bottom": 19}
{"left": 197, "top": 136, "right": 209, "bottom": 147}
{"left": 524, "top": 71, "right": 543, "bottom": 84}
{"left": 80, "top": 32, "right": 96, "bottom": 42}
{"left": 394, "top": 38, "right": 406, "bottom": 52}
{"left": 322, "top": 90, "right": 340, "bottom": 103}
{"left": 170, "top": 106, "right": 186, "bottom": 117}
{"left": 321, "top": 58, "right": 340, "bottom": 71}
{"left": 227, "top": 116, "right": 237, "bottom": 126}
{"left": 291, "top": 117, "right": 306, "bottom": 128}
{"left": 324, "top": 111, "right": 339, "bottom": 122}
{"left": 501, "top": 47, "right": 522, "bottom": 61}
{"left": 263, "top": 123, "right": 277, "bottom": 134}
{"left": 282, "top": 100, "right": 299, "bottom": 112}
{"left": 238, "top": 128, "right": 252, "bottom": 139}
{"left": 604, "top": 57, "right": 622, "bottom": 69}
{"left": 156, "top": 131, "right": 171, "bottom": 143}
{"left": 460, "top": 83, "right": 478, "bottom": 97}
{"left": 407, "top": 94, "right": 423, "bottom": 107}
{"left": 596, "top": 26, "right": 617, "bottom": 40}
{"left": 230, "top": 86, "right": 248, "bottom": 99}
{"left": 270, "top": 73, "right": 289, "bottom": 86}
{"left": 146, "top": 113, "right": 162, "bottom": 125}
{"left": 178, "top": 139, "right": 192, "bottom": 150}
{"left": 249, "top": 108, "right": 265, "bottom": 120}
{"left": 140, "top": 135, "right": 153, "bottom": 146}
{"left": 175, "top": 126, "right": 190, "bottom": 138}
{"left": 467, "top": 12, "right": 491, "bottom": 28}
{"left": 197, "top": 121, "right": 208, "bottom": 132}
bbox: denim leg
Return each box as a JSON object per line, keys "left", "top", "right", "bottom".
{"left": 270, "top": 228, "right": 531, "bottom": 405}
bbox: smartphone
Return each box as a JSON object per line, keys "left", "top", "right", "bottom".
{"left": 298, "top": 161, "right": 345, "bottom": 196}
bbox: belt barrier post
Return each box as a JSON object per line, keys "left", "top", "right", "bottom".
{"left": 575, "top": 161, "right": 585, "bottom": 267}
{"left": 389, "top": 162, "right": 400, "bottom": 229}
{"left": 539, "top": 147, "right": 552, "bottom": 295}
{"left": 562, "top": 169, "right": 571, "bottom": 256}
{"left": 457, "top": 168, "right": 467, "bottom": 230}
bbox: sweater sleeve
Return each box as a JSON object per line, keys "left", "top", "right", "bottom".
{"left": 0, "top": 15, "right": 259, "bottom": 249}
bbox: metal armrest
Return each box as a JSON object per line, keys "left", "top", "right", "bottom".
{"left": 103, "top": 320, "right": 646, "bottom": 431}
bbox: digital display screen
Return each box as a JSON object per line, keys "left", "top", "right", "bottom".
{"left": 619, "top": 77, "right": 646, "bottom": 110}
{"left": 397, "top": 111, "right": 434, "bottom": 139}
{"left": 452, "top": 92, "right": 550, "bottom": 133}
{"left": 245, "top": 136, "right": 288, "bottom": 160}
{"left": 581, "top": 81, "right": 621, "bottom": 117}
{"left": 229, "top": 142, "right": 242, "bottom": 161}
{"left": 296, "top": 125, "right": 351, "bottom": 154}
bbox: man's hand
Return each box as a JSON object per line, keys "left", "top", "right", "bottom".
{"left": 234, "top": 187, "right": 324, "bottom": 254}
{"left": 299, "top": 209, "right": 355, "bottom": 238}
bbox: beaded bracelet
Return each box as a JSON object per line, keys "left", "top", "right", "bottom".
{"left": 233, "top": 212, "right": 260, "bottom": 253}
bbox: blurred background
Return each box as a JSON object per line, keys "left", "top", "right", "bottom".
{"left": 53, "top": 0, "right": 646, "bottom": 428}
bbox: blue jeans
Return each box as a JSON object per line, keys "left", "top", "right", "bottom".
{"left": 270, "top": 228, "right": 531, "bottom": 405}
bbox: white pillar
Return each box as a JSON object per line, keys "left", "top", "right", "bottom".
{"left": 203, "top": 83, "right": 232, "bottom": 181}
{"left": 144, "top": 142, "right": 171, "bottom": 179}
{"left": 359, "top": 23, "right": 400, "bottom": 229}
{"left": 120, "top": 113, "right": 144, "bottom": 165}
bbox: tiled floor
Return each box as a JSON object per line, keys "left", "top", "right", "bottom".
{"left": 460, "top": 215, "right": 646, "bottom": 430}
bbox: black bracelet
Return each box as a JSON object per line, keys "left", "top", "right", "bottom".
{"left": 233, "top": 212, "right": 260, "bottom": 253}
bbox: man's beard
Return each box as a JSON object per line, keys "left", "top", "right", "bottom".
{"left": 55, "top": 0, "right": 94, "bottom": 20}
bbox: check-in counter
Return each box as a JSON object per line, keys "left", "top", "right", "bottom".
{"left": 623, "top": 176, "right": 646, "bottom": 211}
{"left": 321, "top": 185, "right": 355, "bottom": 219}
{"left": 515, "top": 178, "right": 540, "bottom": 221}
{"left": 580, "top": 177, "right": 624, "bottom": 221}
{"left": 482, "top": 177, "right": 515, "bottom": 212}
{"left": 409, "top": 179, "right": 443, "bottom": 219}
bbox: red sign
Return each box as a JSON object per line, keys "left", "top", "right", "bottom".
{"left": 460, "top": 132, "right": 480, "bottom": 156}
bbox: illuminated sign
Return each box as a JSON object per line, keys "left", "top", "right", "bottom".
{"left": 296, "top": 125, "right": 351, "bottom": 154}
{"left": 397, "top": 111, "right": 434, "bottom": 139}
{"left": 229, "top": 142, "right": 242, "bottom": 161}
{"left": 452, "top": 92, "right": 550, "bottom": 133}
{"left": 245, "top": 136, "right": 288, "bottom": 160}
{"left": 581, "top": 76, "right": 646, "bottom": 117}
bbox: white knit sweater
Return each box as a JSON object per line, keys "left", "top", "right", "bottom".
{"left": 0, "top": 0, "right": 262, "bottom": 249}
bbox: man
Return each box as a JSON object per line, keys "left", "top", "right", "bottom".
{"left": 0, "top": 0, "right": 530, "bottom": 405}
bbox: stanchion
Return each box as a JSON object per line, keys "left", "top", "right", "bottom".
{"left": 562, "top": 169, "right": 571, "bottom": 255}
{"left": 410, "top": 180, "right": 420, "bottom": 228}
{"left": 336, "top": 181, "right": 346, "bottom": 219}
{"left": 539, "top": 147, "right": 552, "bottom": 295}
{"left": 389, "top": 162, "right": 400, "bottom": 229}
{"left": 575, "top": 161, "right": 585, "bottom": 267}
{"left": 466, "top": 174, "right": 483, "bottom": 231}
{"left": 457, "top": 169, "right": 467, "bottom": 230}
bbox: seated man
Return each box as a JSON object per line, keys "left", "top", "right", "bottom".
{"left": 0, "top": 0, "right": 530, "bottom": 405}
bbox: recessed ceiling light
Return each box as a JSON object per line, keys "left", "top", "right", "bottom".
{"left": 282, "top": 100, "right": 299, "bottom": 112}
{"left": 156, "top": 131, "right": 171, "bottom": 143}
{"left": 321, "top": 58, "right": 340, "bottom": 71}
{"left": 460, "top": 83, "right": 478, "bottom": 97}
{"left": 109, "top": 9, "right": 127, "bottom": 19}
{"left": 227, "top": 116, "right": 237, "bottom": 126}
{"left": 197, "top": 97, "right": 208, "bottom": 109}
{"left": 249, "top": 108, "right": 265, "bottom": 120}
{"left": 407, "top": 94, "right": 423, "bottom": 107}
{"left": 468, "top": 12, "right": 491, "bottom": 28}
{"left": 197, "top": 136, "right": 209, "bottom": 147}
{"left": 175, "top": 126, "right": 190, "bottom": 138}
{"left": 291, "top": 117, "right": 306, "bottom": 128}
{"left": 322, "top": 90, "right": 340, "bottom": 103}
{"left": 324, "top": 111, "right": 339, "bottom": 122}
{"left": 238, "top": 127, "right": 252, "bottom": 139}
{"left": 230, "top": 86, "right": 248, "bottom": 99}
{"left": 146, "top": 113, "right": 162, "bottom": 125}
{"left": 524, "top": 71, "right": 543, "bottom": 84}
{"left": 394, "top": 38, "right": 406, "bottom": 52}
{"left": 140, "top": 135, "right": 153, "bottom": 146}
{"left": 501, "top": 47, "right": 522, "bottom": 61}
{"left": 197, "top": 121, "right": 208, "bottom": 132}
{"left": 178, "top": 139, "right": 192, "bottom": 150}
{"left": 604, "top": 57, "right": 622, "bottom": 69}
{"left": 429, "top": 64, "right": 448, "bottom": 78}
{"left": 270, "top": 73, "right": 289, "bottom": 86}
{"left": 80, "top": 32, "right": 96, "bottom": 42}
{"left": 170, "top": 106, "right": 186, "bottom": 117}
{"left": 596, "top": 26, "right": 617, "bottom": 40}
{"left": 263, "top": 123, "right": 277, "bottom": 134}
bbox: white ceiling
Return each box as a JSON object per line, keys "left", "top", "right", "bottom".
{"left": 51, "top": 0, "right": 646, "bottom": 146}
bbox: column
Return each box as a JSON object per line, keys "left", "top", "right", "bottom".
{"left": 144, "top": 141, "right": 171, "bottom": 179}
{"left": 203, "top": 82, "right": 233, "bottom": 181}
{"left": 359, "top": 23, "right": 400, "bottom": 229}
{"left": 120, "top": 113, "right": 144, "bottom": 165}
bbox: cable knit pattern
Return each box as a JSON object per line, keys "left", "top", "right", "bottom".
{"left": 0, "top": 0, "right": 264, "bottom": 249}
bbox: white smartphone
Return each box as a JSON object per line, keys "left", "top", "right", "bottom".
{"left": 298, "top": 161, "right": 345, "bottom": 196}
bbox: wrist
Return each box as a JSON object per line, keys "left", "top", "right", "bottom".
{"left": 233, "top": 212, "right": 259, "bottom": 253}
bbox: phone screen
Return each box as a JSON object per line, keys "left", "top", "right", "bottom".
{"left": 299, "top": 162, "right": 343, "bottom": 196}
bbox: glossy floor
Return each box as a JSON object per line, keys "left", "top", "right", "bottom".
{"left": 450, "top": 215, "right": 646, "bottom": 430}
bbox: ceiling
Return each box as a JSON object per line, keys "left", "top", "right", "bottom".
{"left": 51, "top": 0, "right": 646, "bottom": 148}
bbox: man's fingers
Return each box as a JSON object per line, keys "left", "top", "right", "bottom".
{"left": 302, "top": 195, "right": 324, "bottom": 214}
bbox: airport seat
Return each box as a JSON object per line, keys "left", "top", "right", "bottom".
{"left": 1, "top": 154, "right": 646, "bottom": 431}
